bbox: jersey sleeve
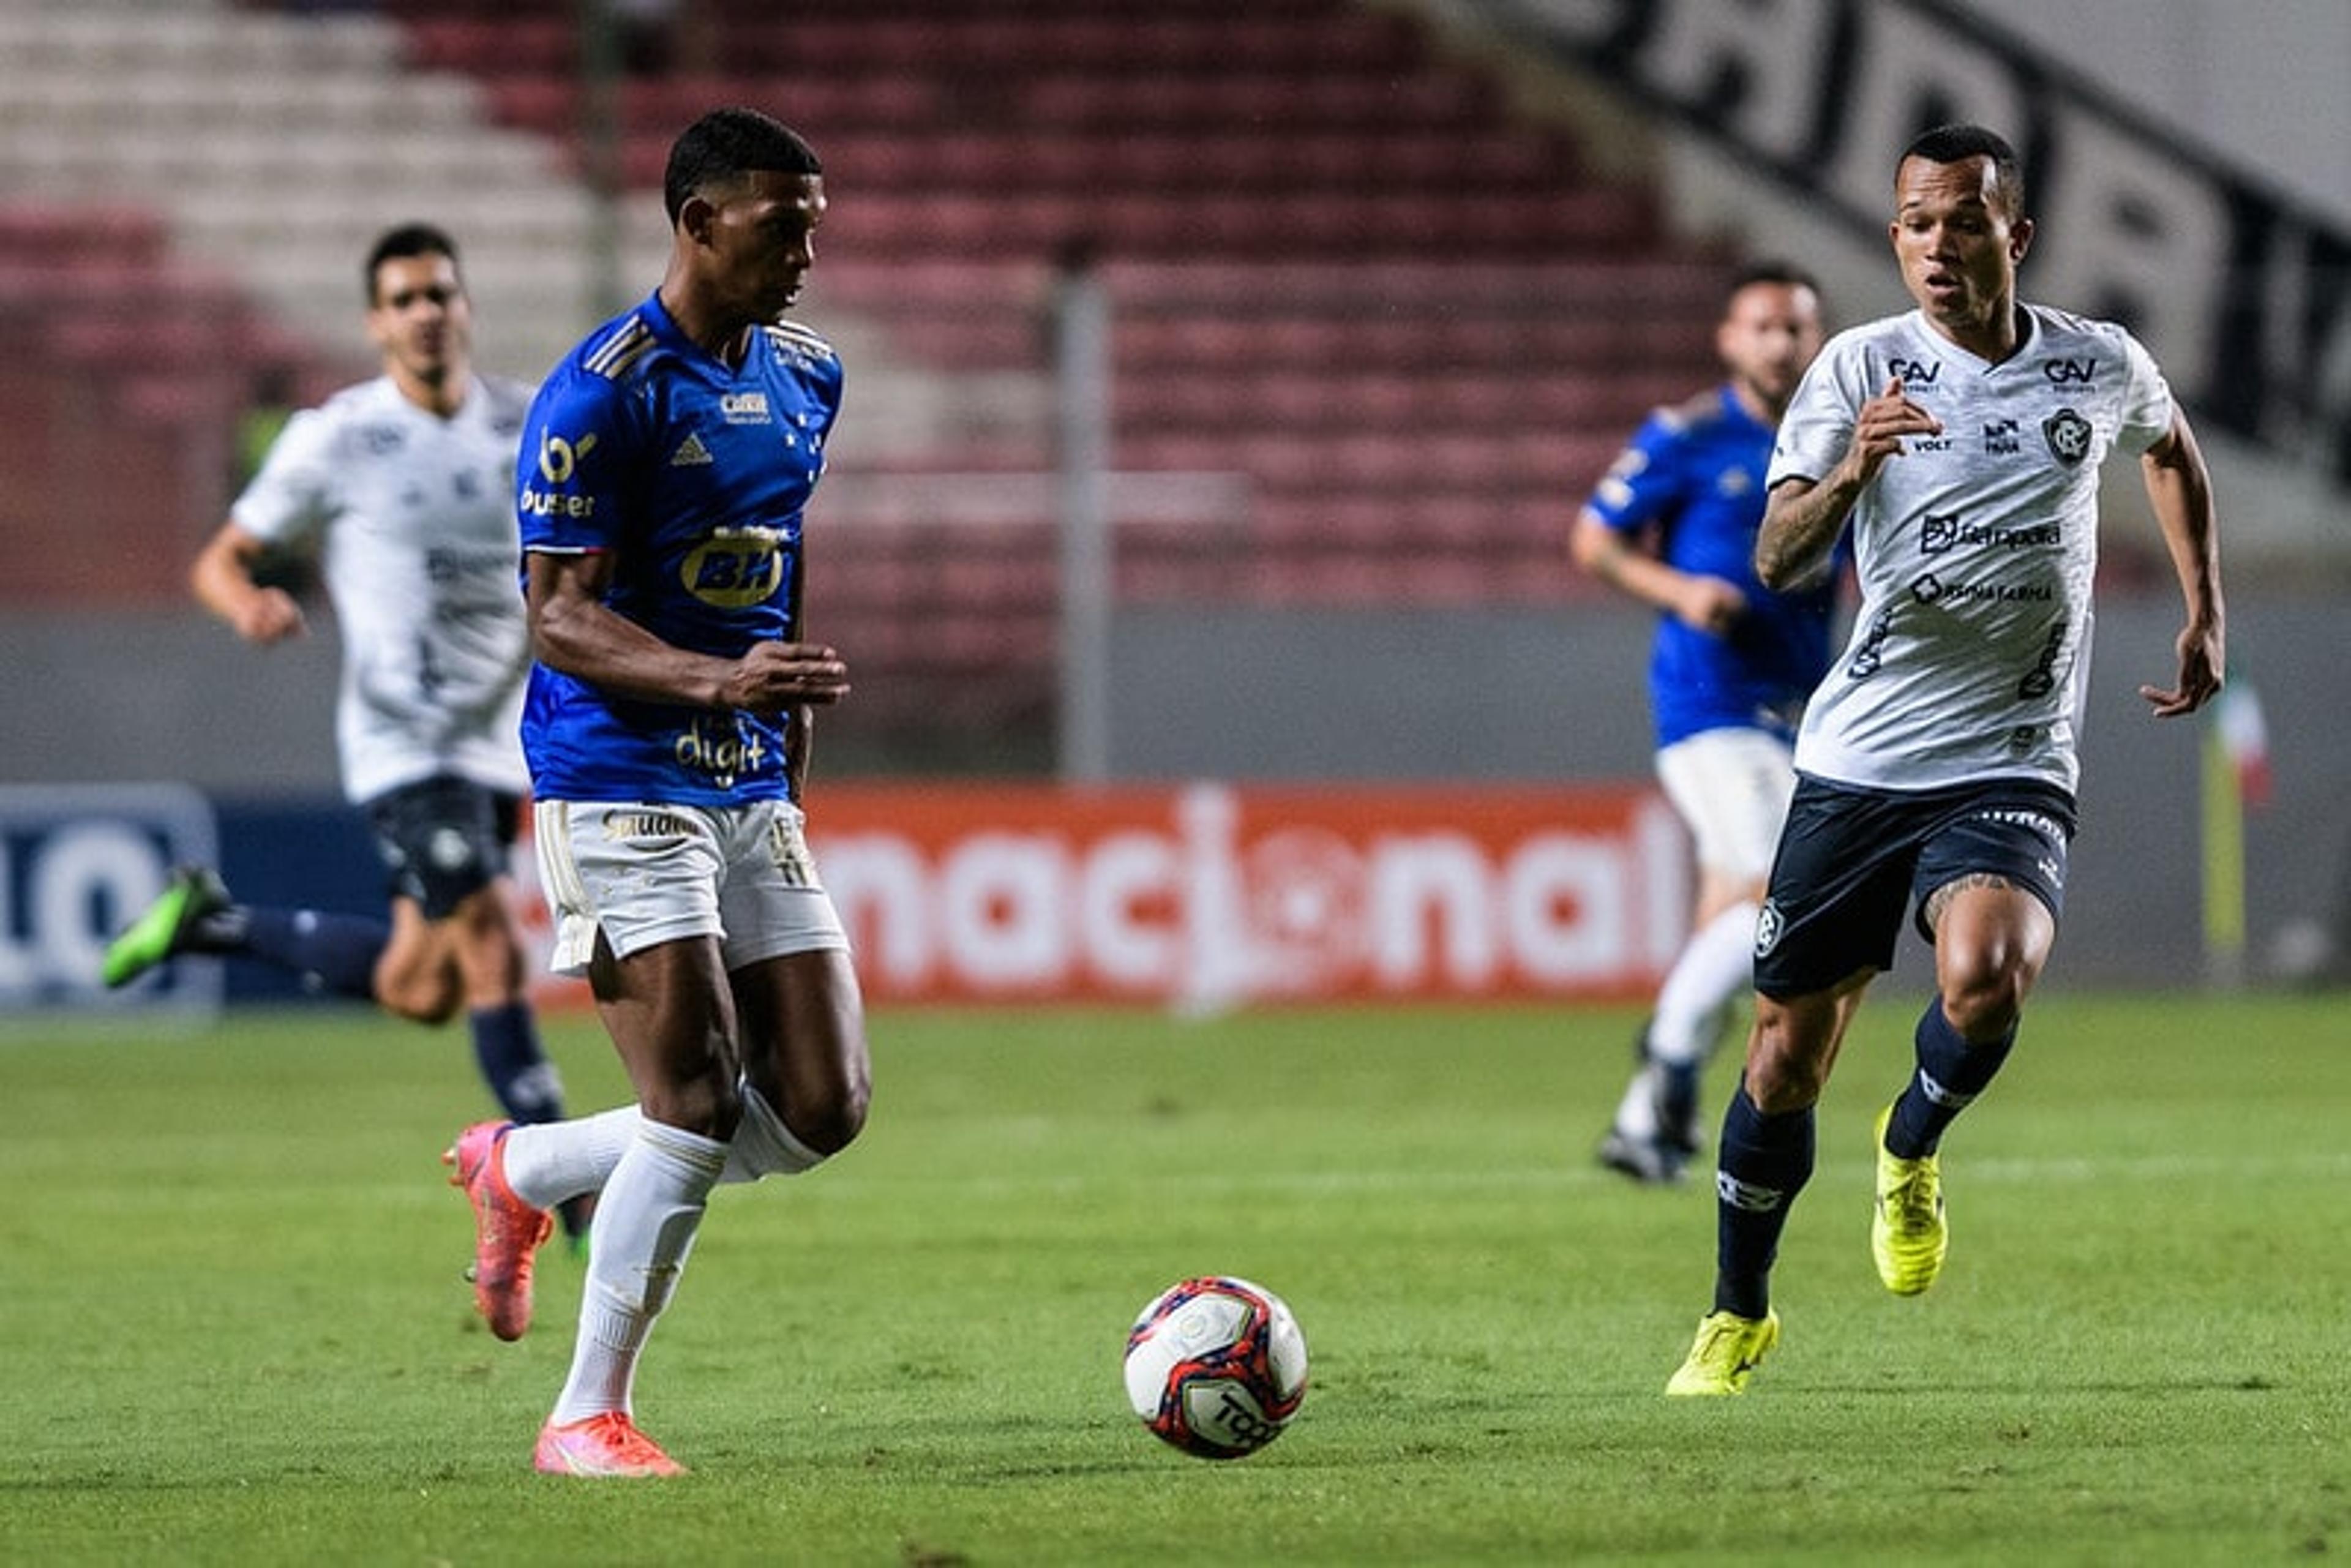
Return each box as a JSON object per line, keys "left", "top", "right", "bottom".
{"left": 1581, "top": 410, "right": 1685, "bottom": 535}
{"left": 1768, "top": 332, "right": 1867, "bottom": 489}
{"left": 2113, "top": 327, "right": 2177, "bottom": 454}
{"left": 516, "top": 366, "right": 639, "bottom": 554}
{"left": 228, "top": 407, "right": 337, "bottom": 546}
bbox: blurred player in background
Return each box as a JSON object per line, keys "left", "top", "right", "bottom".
{"left": 1667, "top": 124, "right": 2225, "bottom": 1395}
{"left": 102, "top": 223, "right": 587, "bottom": 1248}
{"left": 442, "top": 107, "right": 869, "bottom": 1479}
{"left": 1572, "top": 262, "right": 1835, "bottom": 1185}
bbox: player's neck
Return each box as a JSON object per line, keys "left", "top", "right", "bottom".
{"left": 392, "top": 364, "right": 468, "bottom": 418}
{"left": 656, "top": 280, "right": 755, "bottom": 369}
{"left": 1923, "top": 300, "right": 2026, "bottom": 366}
{"left": 1727, "top": 378, "right": 1786, "bottom": 427}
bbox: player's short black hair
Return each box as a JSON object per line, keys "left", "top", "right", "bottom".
{"left": 1725, "top": 259, "right": 1821, "bottom": 307}
{"left": 1900, "top": 123, "right": 2027, "bottom": 216}
{"left": 364, "top": 222, "right": 461, "bottom": 306}
{"left": 663, "top": 107, "right": 823, "bottom": 224}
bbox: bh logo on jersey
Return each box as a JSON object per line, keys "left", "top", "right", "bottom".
{"left": 682, "top": 526, "right": 786, "bottom": 608}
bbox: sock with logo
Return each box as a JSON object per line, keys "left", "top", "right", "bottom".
{"left": 233, "top": 906, "right": 389, "bottom": 1000}
{"left": 1885, "top": 998, "right": 2017, "bottom": 1159}
{"left": 470, "top": 1001, "right": 566, "bottom": 1125}
{"left": 1711, "top": 1084, "right": 1816, "bottom": 1320}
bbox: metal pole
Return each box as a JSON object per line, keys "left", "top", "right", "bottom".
{"left": 1054, "top": 252, "right": 1113, "bottom": 783}
{"left": 577, "top": 0, "right": 628, "bottom": 320}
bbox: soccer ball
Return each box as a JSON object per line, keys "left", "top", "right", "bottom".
{"left": 1123, "top": 1275, "right": 1308, "bottom": 1459}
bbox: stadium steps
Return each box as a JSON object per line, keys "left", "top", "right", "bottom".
{"left": 0, "top": 200, "right": 331, "bottom": 603}
{"left": 367, "top": 0, "right": 1728, "bottom": 736}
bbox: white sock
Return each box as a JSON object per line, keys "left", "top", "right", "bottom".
{"left": 501, "top": 1078, "right": 825, "bottom": 1209}
{"left": 1611, "top": 1060, "right": 1663, "bottom": 1141}
{"left": 727, "top": 1082, "right": 827, "bottom": 1180}
{"left": 501, "top": 1108, "right": 637, "bottom": 1210}
{"left": 549, "top": 1119, "right": 727, "bottom": 1427}
{"left": 1648, "top": 901, "right": 1758, "bottom": 1066}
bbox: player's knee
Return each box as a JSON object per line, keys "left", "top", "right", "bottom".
{"left": 378, "top": 974, "right": 460, "bottom": 1025}
{"left": 1940, "top": 967, "right": 2030, "bottom": 1041}
{"left": 643, "top": 1072, "right": 743, "bottom": 1142}
{"left": 1938, "top": 945, "right": 2039, "bottom": 1038}
{"left": 800, "top": 1068, "right": 871, "bottom": 1156}
{"left": 1743, "top": 1021, "right": 1829, "bottom": 1111}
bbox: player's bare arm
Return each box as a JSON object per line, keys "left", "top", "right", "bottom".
{"left": 1570, "top": 511, "right": 1747, "bottom": 635}
{"left": 190, "top": 522, "right": 306, "bottom": 645}
{"left": 2136, "top": 408, "right": 2225, "bottom": 718}
{"left": 525, "top": 550, "right": 849, "bottom": 711}
{"left": 1756, "top": 376, "right": 1940, "bottom": 590}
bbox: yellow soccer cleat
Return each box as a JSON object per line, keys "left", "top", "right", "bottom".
{"left": 1872, "top": 1106, "right": 1948, "bottom": 1296}
{"left": 1665, "top": 1308, "right": 1781, "bottom": 1396}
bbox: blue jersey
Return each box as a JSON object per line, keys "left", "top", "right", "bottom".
{"left": 1583, "top": 384, "right": 1839, "bottom": 748}
{"left": 516, "top": 291, "right": 843, "bottom": 805}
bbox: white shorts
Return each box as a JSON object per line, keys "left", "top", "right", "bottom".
{"left": 1654, "top": 727, "right": 1797, "bottom": 884}
{"left": 533, "top": 797, "right": 849, "bottom": 978}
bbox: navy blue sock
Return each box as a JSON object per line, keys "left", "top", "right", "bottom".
{"left": 1655, "top": 1057, "right": 1701, "bottom": 1151}
{"left": 1885, "top": 999, "right": 2017, "bottom": 1159}
{"left": 239, "top": 907, "right": 388, "bottom": 1000}
{"left": 470, "top": 1001, "right": 566, "bottom": 1125}
{"left": 1711, "top": 1086, "right": 1815, "bottom": 1319}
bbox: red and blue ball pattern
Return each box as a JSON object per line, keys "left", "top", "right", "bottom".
{"left": 1123, "top": 1275, "right": 1309, "bottom": 1459}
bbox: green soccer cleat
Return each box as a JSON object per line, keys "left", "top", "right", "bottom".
{"left": 100, "top": 866, "right": 231, "bottom": 988}
{"left": 1872, "top": 1105, "right": 1948, "bottom": 1296}
{"left": 1665, "top": 1308, "right": 1780, "bottom": 1396}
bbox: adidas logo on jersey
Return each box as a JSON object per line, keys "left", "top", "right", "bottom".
{"left": 670, "top": 432, "right": 714, "bottom": 467}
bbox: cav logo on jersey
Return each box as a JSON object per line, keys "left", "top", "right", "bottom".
{"left": 2042, "top": 408, "right": 2093, "bottom": 466}
{"left": 681, "top": 526, "right": 786, "bottom": 607}
{"left": 537, "top": 431, "right": 598, "bottom": 483}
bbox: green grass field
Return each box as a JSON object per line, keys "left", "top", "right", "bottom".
{"left": 3, "top": 991, "right": 2345, "bottom": 1566}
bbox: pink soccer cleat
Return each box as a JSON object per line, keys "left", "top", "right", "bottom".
{"left": 533, "top": 1412, "right": 687, "bottom": 1477}
{"left": 443, "top": 1120, "right": 552, "bottom": 1341}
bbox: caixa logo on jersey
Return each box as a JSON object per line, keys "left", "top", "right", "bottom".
{"left": 0, "top": 785, "right": 222, "bottom": 1013}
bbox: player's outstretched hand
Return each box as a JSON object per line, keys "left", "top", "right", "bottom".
{"left": 2139, "top": 623, "right": 2224, "bottom": 718}
{"left": 724, "top": 640, "right": 850, "bottom": 710}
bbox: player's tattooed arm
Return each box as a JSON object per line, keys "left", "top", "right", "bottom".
{"left": 1758, "top": 376, "right": 1942, "bottom": 590}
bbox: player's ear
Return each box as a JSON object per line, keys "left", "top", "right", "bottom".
{"left": 676, "top": 191, "right": 721, "bottom": 248}
{"left": 2009, "top": 215, "right": 2034, "bottom": 264}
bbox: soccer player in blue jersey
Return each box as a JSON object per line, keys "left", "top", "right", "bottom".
{"left": 440, "top": 107, "right": 869, "bottom": 1477}
{"left": 1573, "top": 263, "right": 1834, "bottom": 1185}
{"left": 102, "top": 225, "right": 587, "bottom": 1246}
{"left": 1666, "top": 125, "right": 2224, "bottom": 1394}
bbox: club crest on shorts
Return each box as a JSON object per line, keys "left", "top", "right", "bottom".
{"left": 1753, "top": 899, "right": 1785, "bottom": 958}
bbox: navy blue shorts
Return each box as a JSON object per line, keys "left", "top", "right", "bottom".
{"left": 1752, "top": 773, "right": 2076, "bottom": 1000}
{"left": 362, "top": 776, "right": 523, "bottom": 921}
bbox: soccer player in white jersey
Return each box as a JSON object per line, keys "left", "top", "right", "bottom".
{"left": 441, "top": 108, "right": 868, "bottom": 1479}
{"left": 1666, "top": 124, "right": 2225, "bottom": 1395}
{"left": 102, "top": 225, "right": 587, "bottom": 1245}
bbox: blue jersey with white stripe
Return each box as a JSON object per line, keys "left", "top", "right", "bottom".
{"left": 1583, "top": 384, "right": 1839, "bottom": 748}
{"left": 516, "top": 291, "right": 843, "bottom": 805}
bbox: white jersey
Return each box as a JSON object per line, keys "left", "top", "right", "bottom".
{"left": 232, "top": 374, "right": 534, "bottom": 804}
{"left": 1768, "top": 304, "right": 2173, "bottom": 794}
